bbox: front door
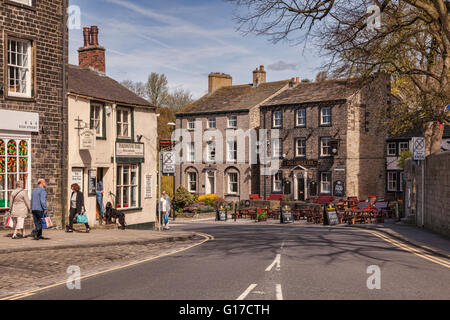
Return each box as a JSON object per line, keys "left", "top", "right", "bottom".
{"left": 298, "top": 177, "right": 305, "bottom": 201}
{"left": 205, "top": 172, "right": 215, "bottom": 194}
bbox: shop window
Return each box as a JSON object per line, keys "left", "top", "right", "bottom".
{"left": 0, "top": 138, "right": 30, "bottom": 208}
{"left": 116, "top": 164, "right": 139, "bottom": 209}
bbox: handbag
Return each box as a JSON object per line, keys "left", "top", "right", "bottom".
{"left": 4, "top": 189, "right": 23, "bottom": 229}
{"left": 41, "top": 213, "right": 54, "bottom": 229}
{"left": 76, "top": 212, "right": 88, "bottom": 224}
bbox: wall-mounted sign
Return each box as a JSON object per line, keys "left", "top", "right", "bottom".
{"left": 0, "top": 110, "right": 39, "bottom": 133}
{"left": 413, "top": 137, "right": 426, "bottom": 161}
{"left": 145, "top": 174, "right": 153, "bottom": 199}
{"left": 334, "top": 180, "right": 345, "bottom": 197}
{"left": 159, "top": 139, "right": 172, "bottom": 151}
{"left": 116, "top": 142, "right": 144, "bottom": 158}
{"left": 282, "top": 159, "right": 318, "bottom": 167}
{"left": 88, "top": 169, "right": 97, "bottom": 196}
{"left": 71, "top": 168, "right": 84, "bottom": 192}
{"left": 80, "top": 129, "right": 96, "bottom": 150}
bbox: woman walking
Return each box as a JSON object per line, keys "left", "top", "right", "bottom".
{"left": 66, "top": 183, "right": 90, "bottom": 233}
{"left": 10, "top": 180, "right": 31, "bottom": 239}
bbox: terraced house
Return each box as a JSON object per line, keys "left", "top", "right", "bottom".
{"left": 0, "top": 0, "right": 68, "bottom": 227}
{"left": 175, "top": 66, "right": 292, "bottom": 201}
{"left": 260, "top": 74, "right": 391, "bottom": 201}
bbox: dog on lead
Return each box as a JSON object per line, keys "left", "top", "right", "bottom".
{"left": 105, "top": 202, "right": 126, "bottom": 230}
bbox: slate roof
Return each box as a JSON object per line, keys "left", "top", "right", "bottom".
{"left": 178, "top": 80, "right": 289, "bottom": 115}
{"left": 263, "top": 78, "right": 361, "bottom": 106}
{"left": 68, "top": 64, "right": 154, "bottom": 108}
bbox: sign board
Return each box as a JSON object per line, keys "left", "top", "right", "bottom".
{"left": 162, "top": 151, "right": 176, "bottom": 174}
{"left": 116, "top": 142, "right": 144, "bottom": 158}
{"left": 71, "top": 168, "right": 84, "bottom": 192}
{"left": 217, "top": 209, "right": 227, "bottom": 221}
{"left": 145, "top": 174, "right": 153, "bottom": 199}
{"left": 88, "top": 169, "right": 97, "bottom": 196}
{"left": 80, "top": 129, "right": 96, "bottom": 150}
{"left": 334, "top": 180, "right": 345, "bottom": 197}
{"left": 159, "top": 139, "right": 172, "bottom": 151}
{"left": 413, "top": 137, "right": 426, "bottom": 161}
{"left": 0, "top": 110, "right": 39, "bottom": 133}
{"left": 282, "top": 159, "right": 318, "bottom": 168}
{"left": 324, "top": 207, "right": 340, "bottom": 225}
{"left": 280, "top": 205, "right": 294, "bottom": 224}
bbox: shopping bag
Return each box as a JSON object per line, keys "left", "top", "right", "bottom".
{"left": 164, "top": 213, "right": 169, "bottom": 224}
{"left": 5, "top": 215, "right": 14, "bottom": 229}
{"left": 76, "top": 213, "right": 88, "bottom": 224}
{"left": 41, "top": 214, "right": 54, "bottom": 229}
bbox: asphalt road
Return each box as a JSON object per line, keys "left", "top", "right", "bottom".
{"left": 20, "top": 222, "right": 450, "bottom": 300}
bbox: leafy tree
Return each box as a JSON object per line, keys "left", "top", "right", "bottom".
{"left": 398, "top": 150, "right": 413, "bottom": 169}
{"left": 172, "top": 186, "right": 195, "bottom": 213}
{"left": 227, "top": 0, "right": 450, "bottom": 155}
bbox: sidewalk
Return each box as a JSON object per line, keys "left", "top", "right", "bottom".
{"left": 344, "top": 219, "right": 450, "bottom": 258}
{"left": 0, "top": 229, "right": 197, "bottom": 254}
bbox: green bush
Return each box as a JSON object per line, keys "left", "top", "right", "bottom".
{"left": 172, "top": 186, "right": 195, "bottom": 212}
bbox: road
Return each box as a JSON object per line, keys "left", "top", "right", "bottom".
{"left": 16, "top": 222, "right": 450, "bottom": 300}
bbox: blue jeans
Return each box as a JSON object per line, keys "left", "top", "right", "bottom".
{"left": 32, "top": 210, "right": 44, "bottom": 238}
{"left": 96, "top": 191, "right": 105, "bottom": 218}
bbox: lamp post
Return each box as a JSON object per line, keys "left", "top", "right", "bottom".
{"left": 167, "top": 122, "right": 176, "bottom": 221}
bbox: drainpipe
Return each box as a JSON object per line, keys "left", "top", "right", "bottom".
{"left": 112, "top": 104, "right": 117, "bottom": 207}
{"left": 61, "top": 0, "right": 68, "bottom": 228}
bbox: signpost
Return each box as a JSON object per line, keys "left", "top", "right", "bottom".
{"left": 412, "top": 137, "right": 426, "bottom": 227}
{"left": 162, "top": 151, "right": 176, "bottom": 174}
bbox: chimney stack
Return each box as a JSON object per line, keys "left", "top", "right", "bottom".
{"left": 78, "top": 26, "right": 106, "bottom": 73}
{"left": 253, "top": 65, "right": 266, "bottom": 86}
{"left": 208, "top": 72, "right": 232, "bottom": 93}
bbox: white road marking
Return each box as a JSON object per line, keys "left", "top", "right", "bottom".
{"left": 237, "top": 284, "right": 258, "bottom": 300}
{"left": 276, "top": 284, "right": 283, "bottom": 300}
{"left": 265, "top": 254, "right": 281, "bottom": 272}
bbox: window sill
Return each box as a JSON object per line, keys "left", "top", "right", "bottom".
{"left": 96, "top": 137, "right": 107, "bottom": 141}
{"left": 319, "top": 124, "right": 332, "bottom": 127}
{"left": 116, "top": 138, "right": 133, "bottom": 143}
{"left": 224, "top": 193, "right": 239, "bottom": 197}
{"left": 5, "top": 0, "right": 36, "bottom": 11}
{"left": 5, "top": 95, "right": 35, "bottom": 102}
{"left": 117, "top": 207, "right": 143, "bottom": 213}
{"left": 294, "top": 125, "right": 307, "bottom": 128}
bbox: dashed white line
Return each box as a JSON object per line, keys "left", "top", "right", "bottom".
{"left": 265, "top": 254, "right": 281, "bottom": 272}
{"left": 276, "top": 284, "right": 283, "bottom": 300}
{"left": 237, "top": 284, "right": 258, "bottom": 300}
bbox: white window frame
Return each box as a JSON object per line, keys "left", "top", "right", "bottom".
{"left": 7, "top": 38, "right": 32, "bottom": 98}
{"left": 117, "top": 107, "right": 131, "bottom": 139}
{"left": 273, "top": 111, "right": 282, "bottom": 128}
{"left": 273, "top": 172, "right": 282, "bottom": 192}
{"left": 228, "top": 172, "right": 238, "bottom": 194}
{"left": 91, "top": 103, "right": 103, "bottom": 137}
{"left": 207, "top": 118, "right": 216, "bottom": 129}
{"left": 207, "top": 141, "right": 216, "bottom": 162}
{"left": 399, "top": 142, "right": 409, "bottom": 153}
{"left": 188, "top": 119, "right": 196, "bottom": 130}
{"left": 272, "top": 138, "right": 282, "bottom": 158}
{"left": 387, "top": 142, "right": 397, "bottom": 156}
{"left": 188, "top": 172, "right": 197, "bottom": 193}
{"left": 0, "top": 136, "right": 31, "bottom": 209}
{"left": 320, "top": 172, "right": 332, "bottom": 194}
{"left": 188, "top": 142, "right": 195, "bottom": 162}
{"left": 387, "top": 171, "right": 397, "bottom": 192}
{"left": 296, "top": 109, "right": 306, "bottom": 127}
{"left": 295, "top": 138, "right": 306, "bottom": 157}
{"left": 228, "top": 116, "right": 237, "bottom": 129}
{"left": 116, "top": 164, "right": 139, "bottom": 209}
{"left": 320, "top": 137, "right": 331, "bottom": 157}
{"left": 320, "top": 107, "right": 332, "bottom": 126}
{"left": 227, "top": 140, "right": 237, "bottom": 162}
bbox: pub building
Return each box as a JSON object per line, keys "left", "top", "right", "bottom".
{"left": 260, "top": 74, "right": 392, "bottom": 201}
{"left": 0, "top": 0, "right": 68, "bottom": 228}
{"left": 67, "top": 26, "right": 158, "bottom": 228}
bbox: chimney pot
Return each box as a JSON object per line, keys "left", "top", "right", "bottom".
{"left": 83, "top": 27, "right": 90, "bottom": 47}
{"left": 208, "top": 72, "right": 232, "bottom": 93}
{"left": 78, "top": 26, "right": 106, "bottom": 73}
{"left": 90, "top": 26, "right": 99, "bottom": 46}
{"left": 253, "top": 65, "right": 267, "bottom": 86}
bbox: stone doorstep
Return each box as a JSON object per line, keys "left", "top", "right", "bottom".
{"left": 342, "top": 224, "right": 450, "bottom": 259}
{"left": 0, "top": 232, "right": 198, "bottom": 255}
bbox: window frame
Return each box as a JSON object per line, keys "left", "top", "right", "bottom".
{"left": 116, "top": 164, "right": 141, "bottom": 210}
{"left": 116, "top": 106, "right": 133, "bottom": 140}
{"left": 206, "top": 141, "right": 216, "bottom": 162}
{"left": 295, "top": 138, "right": 306, "bottom": 158}
{"left": 188, "top": 142, "right": 195, "bottom": 163}
{"left": 188, "top": 172, "right": 197, "bottom": 194}
{"left": 319, "top": 106, "right": 332, "bottom": 126}
{"left": 227, "top": 140, "right": 237, "bottom": 162}
{"left": 228, "top": 172, "right": 239, "bottom": 194}
{"left": 387, "top": 171, "right": 398, "bottom": 192}
{"left": 187, "top": 119, "right": 196, "bottom": 131}
{"left": 387, "top": 142, "right": 397, "bottom": 156}
{"left": 320, "top": 172, "right": 332, "bottom": 195}
{"left": 90, "top": 102, "right": 106, "bottom": 139}
{"left": 399, "top": 141, "right": 409, "bottom": 153}
{"left": 272, "top": 110, "right": 283, "bottom": 128}
{"left": 207, "top": 118, "right": 216, "bottom": 129}
{"left": 295, "top": 108, "right": 306, "bottom": 127}
{"left": 6, "top": 0, "right": 34, "bottom": 8}
{"left": 320, "top": 137, "right": 332, "bottom": 157}
{"left": 5, "top": 35, "right": 35, "bottom": 100}
{"left": 272, "top": 172, "right": 283, "bottom": 193}
{"left": 227, "top": 116, "right": 238, "bottom": 129}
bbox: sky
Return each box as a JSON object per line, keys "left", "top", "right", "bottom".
{"left": 69, "top": 0, "right": 326, "bottom": 99}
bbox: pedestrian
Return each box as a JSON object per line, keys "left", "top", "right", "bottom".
{"left": 96, "top": 180, "right": 105, "bottom": 225}
{"left": 160, "top": 191, "right": 171, "bottom": 230}
{"left": 30, "top": 178, "right": 48, "bottom": 240}
{"left": 66, "top": 183, "right": 90, "bottom": 233}
{"left": 10, "top": 179, "right": 31, "bottom": 239}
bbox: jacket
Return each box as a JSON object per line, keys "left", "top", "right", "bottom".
{"left": 31, "top": 187, "right": 48, "bottom": 212}
{"left": 10, "top": 188, "right": 31, "bottom": 218}
{"left": 70, "top": 191, "right": 85, "bottom": 214}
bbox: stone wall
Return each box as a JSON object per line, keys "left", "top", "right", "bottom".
{"left": 403, "top": 152, "right": 450, "bottom": 238}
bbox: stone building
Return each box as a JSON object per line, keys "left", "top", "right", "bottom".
{"left": 175, "top": 66, "right": 291, "bottom": 201}
{"left": 0, "top": 0, "right": 68, "bottom": 227}
{"left": 260, "top": 74, "right": 391, "bottom": 201}
{"left": 68, "top": 26, "right": 158, "bottom": 229}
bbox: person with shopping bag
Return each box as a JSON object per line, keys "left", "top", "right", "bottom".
{"left": 31, "top": 178, "right": 48, "bottom": 240}
{"left": 66, "top": 183, "right": 90, "bottom": 233}
{"left": 10, "top": 180, "right": 31, "bottom": 239}
{"left": 160, "top": 191, "right": 171, "bottom": 230}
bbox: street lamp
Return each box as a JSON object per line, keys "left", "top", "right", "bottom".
{"left": 167, "top": 122, "right": 176, "bottom": 221}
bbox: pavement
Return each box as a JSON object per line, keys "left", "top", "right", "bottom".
{"left": 12, "top": 220, "right": 450, "bottom": 300}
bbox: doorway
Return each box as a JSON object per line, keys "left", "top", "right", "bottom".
{"left": 297, "top": 177, "right": 305, "bottom": 201}
{"left": 205, "top": 171, "right": 215, "bottom": 194}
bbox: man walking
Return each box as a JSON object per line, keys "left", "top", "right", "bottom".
{"left": 160, "top": 191, "right": 171, "bottom": 230}
{"left": 31, "top": 179, "right": 48, "bottom": 240}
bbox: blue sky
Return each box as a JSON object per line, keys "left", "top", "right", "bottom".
{"left": 69, "top": 0, "right": 325, "bottom": 99}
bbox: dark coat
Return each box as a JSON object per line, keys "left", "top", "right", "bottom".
{"left": 70, "top": 191, "right": 84, "bottom": 214}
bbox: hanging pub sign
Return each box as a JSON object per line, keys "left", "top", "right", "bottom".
{"left": 80, "top": 129, "right": 96, "bottom": 150}
{"left": 159, "top": 139, "right": 172, "bottom": 151}
{"left": 334, "top": 180, "right": 345, "bottom": 197}
{"left": 88, "top": 169, "right": 97, "bottom": 196}
{"left": 280, "top": 205, "right": 293, "bottom": 224}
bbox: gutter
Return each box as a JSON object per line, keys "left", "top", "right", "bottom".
{"left": 61, "top": 0, "right": 68, "bottom": 228}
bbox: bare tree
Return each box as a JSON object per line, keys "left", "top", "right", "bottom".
{"left": 166, "top": 88, "right": 194, "bottom": 112}
{"left": 146, "top": 72, "right": 170, "bottom": 108}
{"left": 121, "top": 80, "right": 147, "bottom": 99}
{"left": 315, "top": 71, "right": 327, "bottom": 82}
{"left": 227, "top": 0, "right": 450, "bottom": 154}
